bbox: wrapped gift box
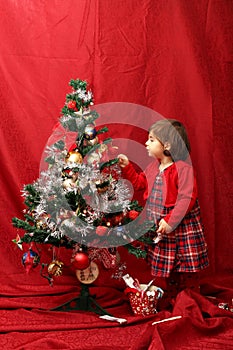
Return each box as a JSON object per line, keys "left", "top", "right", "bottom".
{"left": 125, "top": 283, "right": 164, "bottom": 316}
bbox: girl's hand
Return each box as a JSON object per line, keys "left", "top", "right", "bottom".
{"left": 117, "top": 154, "right": 129, "bottom": 168}
{"left": 157, "top": 219, "right": 173, "bottom": 234}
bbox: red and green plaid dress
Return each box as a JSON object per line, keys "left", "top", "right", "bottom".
{"left": 146, "top": 169, "right": 209, "bottom": 278}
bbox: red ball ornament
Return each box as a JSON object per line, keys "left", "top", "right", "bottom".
{"left": 72, "top": 252, "right": 90, "bottom": 270}
{"left": 96, "top": 225, "right": 108, "bottom": 236}
{"left": 128, "top": 210, "right": 140, "bottom": 220}
{"left": 113, "top": 214, "right": 123, "bottom": 225}
{"left": 67, "top": 100, "right": 77, "bottom": 111}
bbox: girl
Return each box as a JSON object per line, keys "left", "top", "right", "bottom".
{"left": 118, "top": 119, "right": 209, "bottom": 308}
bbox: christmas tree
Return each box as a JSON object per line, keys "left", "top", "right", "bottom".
{"left": 12, "top": 78, "right": 154, "bottom": 287}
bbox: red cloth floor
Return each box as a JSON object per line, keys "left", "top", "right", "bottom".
{"left": 0, "top": 281, "right": 233, "bottom": 349}
{"left": 0, "top": 249, "right": 232, "bottom": 350}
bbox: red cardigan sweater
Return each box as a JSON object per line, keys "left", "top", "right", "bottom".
{"left": 121, "top": 160, "right": 198, "bottom": 228}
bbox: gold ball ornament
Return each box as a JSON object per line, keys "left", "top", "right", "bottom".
{"left": 65, "top": 151, "right": 83, "bottom": 164}
{"left": 47, "top": 260, "right": 64, "bottom": 276}
{"left": 36, "top": 219, "right": 48, "bottom": 229}
{"left": 35, "top": 213, "right": 50, "bottom": 229}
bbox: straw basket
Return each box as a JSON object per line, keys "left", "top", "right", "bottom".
{"left": 125, "top": 284, "right": 164, "bottom": 316}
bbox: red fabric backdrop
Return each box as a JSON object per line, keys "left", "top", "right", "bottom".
{"left": 0, "top": 1, "right": 233, "bottom": 349}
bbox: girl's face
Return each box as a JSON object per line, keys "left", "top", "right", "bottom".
{"left": 145, "top": 132, "right": 164, "bottom": 158}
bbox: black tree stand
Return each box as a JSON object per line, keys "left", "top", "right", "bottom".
{"left": 50, "top": 283, "right": 112, "bottom": 315}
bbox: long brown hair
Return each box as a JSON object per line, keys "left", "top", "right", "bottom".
{"left": 149, "top": 119, "right": 191, "bottom": 161}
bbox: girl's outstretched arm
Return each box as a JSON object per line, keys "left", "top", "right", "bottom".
{"left": 118, "top": 154, "right": 147, "bottom": 191}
